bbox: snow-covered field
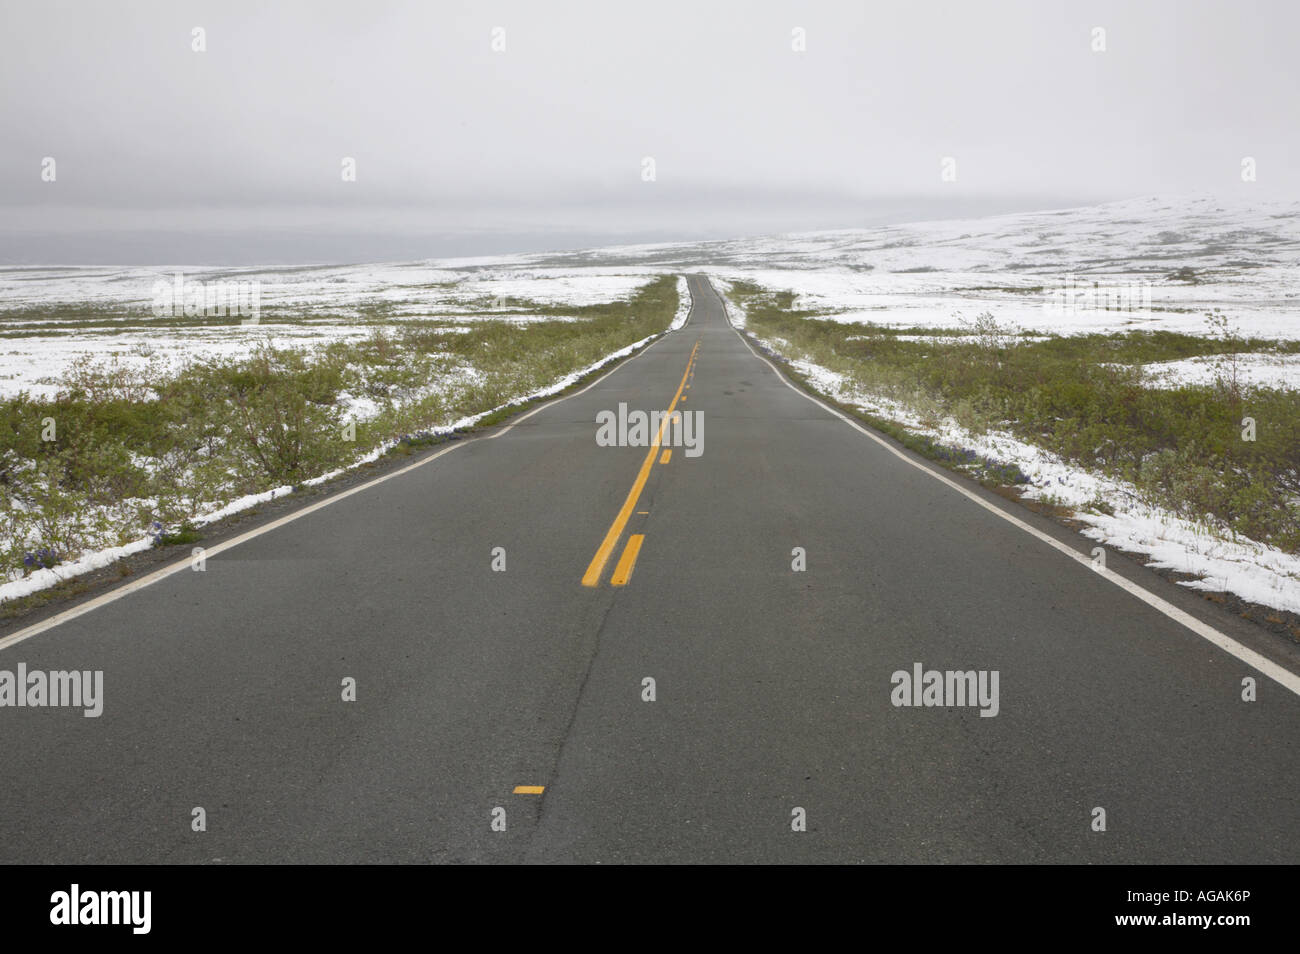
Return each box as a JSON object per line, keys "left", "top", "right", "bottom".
{"left": 0, "top": 327, "right": 376, "bottom": 400}
{"left": 1138, "top": 352, "right": 1300, "bottom": 391}
{"left": 0, "top": 266, "right": 664, "bottom": 400}
{"left": 0, "top": 262, "right": 651, "bottom": 315}
{"left": 485, "top": 193, "right": 1300, "bottom": 337}
{"left": 6, "top": 193, "right": 1297, "bottom": 398}
{"left": 688, "top": 195, "right": 1299, "bottom": 342}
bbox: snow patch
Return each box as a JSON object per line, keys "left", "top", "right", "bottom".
{"left": 670, "top": 276, "right": 692, "bottom": 330}
{"left": 1140, "top": 353, "right": 1300, "bottom": 392}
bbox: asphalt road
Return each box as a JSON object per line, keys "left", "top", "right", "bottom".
{"left": 1, "top": 275, "right": 1297, "bottom": 864}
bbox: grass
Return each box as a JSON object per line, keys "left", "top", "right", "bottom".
{"left": 152, "top": 523, "right": 202, "bottom": 547}
{"left": 0, "top": 577, "right": 93, "bottom": 620}
{"left": 730, "top": 280, "right": 1300, "bottom": 554}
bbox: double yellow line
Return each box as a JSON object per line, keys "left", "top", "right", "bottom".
{"left": 581, "top": 341, "right": 699, "bottom": 587}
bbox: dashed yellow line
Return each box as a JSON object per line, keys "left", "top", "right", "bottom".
{"left": 513, "top": 785, "right": 545, "bottom": 795}
{"left": 659, "top": 449, "right": 672, "bottom": 464}
{"left": 610, "top": 534, "right": 645, "bottom": 586}
{"left": 581, "top": 342, "right": 699, "bottom": 587}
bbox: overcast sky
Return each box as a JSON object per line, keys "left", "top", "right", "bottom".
{"left": 2, "top": 0, "right": 1297, "bottom": 263}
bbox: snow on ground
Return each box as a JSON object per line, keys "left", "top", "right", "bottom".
{"left": 1138, "top": 352, "right": 1300, "bottom": 391}
{"left": 709, "top": 276, "right": 747, "bottom": 328}
{"left": 701, "top": 269, "right": 1300, "bottom": 340}
{"left": 440, "top": 194, "right": 1300, "bottom": 338}
{"left": 670, "top": 276, "right": 691, "bottom": 330}
{"left": 0, "top": 268, "right": 664, "bottom": 399}
{"left": 0, "top": 325, "right": 376, "bottom": 400}
{"left": 6, "top": 193, "right": 1297, "bottom": 399}
{"left": 0, "top": 262, "right": 653, "bottom": 315}
{"left": 548, "top": 193, "right": 1300, "bottom": 340}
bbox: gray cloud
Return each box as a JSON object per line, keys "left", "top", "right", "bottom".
{"left": 2, "top": 0, "right": 1296, "bottom": 262}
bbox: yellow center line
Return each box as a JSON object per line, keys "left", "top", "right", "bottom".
{"left": 513, "top": 785, "right": 545, "bottom": 795}
{"left": 609, "top": 534, "right": 645, "bottom": 586}
{"left": 659, "top": 449, "right": 672, "bottom": 464}
{"left": 581, "top": 342, "right": 699, "bottom": 587}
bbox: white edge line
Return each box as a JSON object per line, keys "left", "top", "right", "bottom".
{"left": 704, "top": 277, "right": 1300, "bottom": 697}
{"left": 0, "top": 285, "right": 692, "bottom": 654}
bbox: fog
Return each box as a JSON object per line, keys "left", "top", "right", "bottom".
{"left": 2, "top": 0, "right": 1296, "bottom": 263}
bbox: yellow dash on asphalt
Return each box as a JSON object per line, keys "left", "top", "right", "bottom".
{"left": 659, "top": 450, "right": 672, "bottom": 464}
{"left": 610, "top": 534, "right": 645, "bottom": 586}
{"left": 513, "top": 785, "right": 545, "bottom": 795}
{"left": 581, "top": 342, "right": 698, "bottom": 586}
